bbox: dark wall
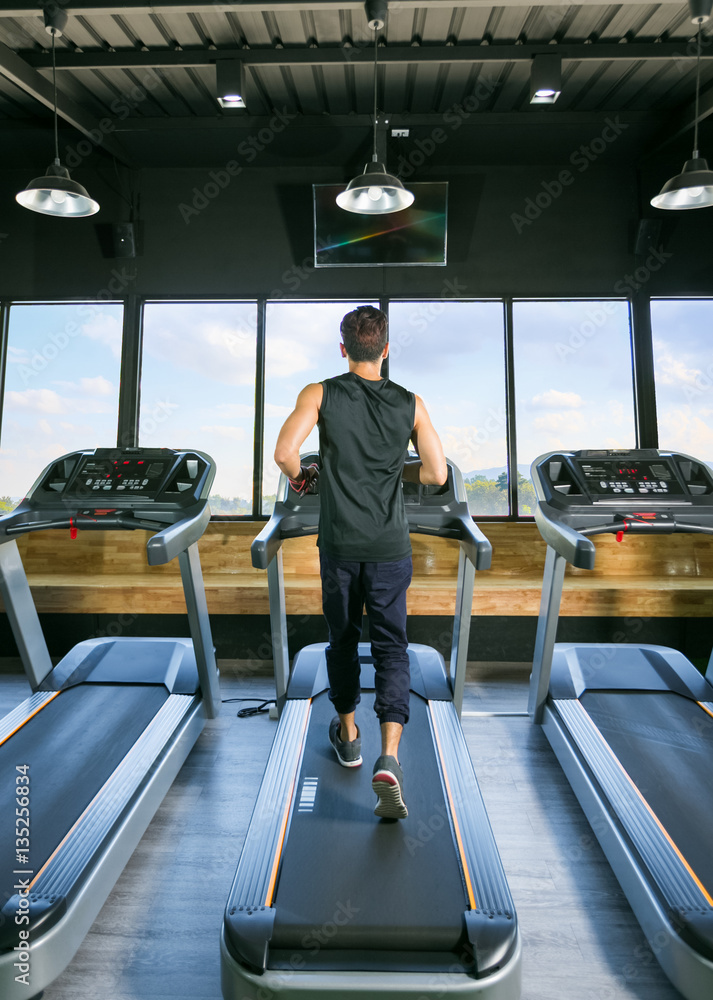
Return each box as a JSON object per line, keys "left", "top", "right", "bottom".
{"left": 1, "top": 158, "right": 711, "bottom": 302}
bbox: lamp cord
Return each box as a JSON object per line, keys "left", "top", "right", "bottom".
{"left": 693, "top": 21, "right": 701, "bottom": 156}
{"left": 52, "top": 30, "right": 59, "bottom": 165}
{"left": 372, "top": 28, "right": 378, "bottom": 162}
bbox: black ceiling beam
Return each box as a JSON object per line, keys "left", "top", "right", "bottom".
{"left": 0, "top": 39, "right": 131, "bottom": 163}
{"left": 0, "top": 110, "right": 657, "bottom": 132}
{"left": 641, "top": 78, "right": 713, "bottom": 158}
{"left": 104, "top": 110, "right": 655, "bottom": 132}
{"left": 22, "top": 42, "right": 709, "bottom": 72}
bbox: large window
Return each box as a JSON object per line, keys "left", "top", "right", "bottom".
{"left": 0, "top": 301, "right": 123, "bottom": 511}
{"left": 2, "top": 294, "right": 667, "bottom": 521}
{"left": 140, "top": 302, "right": 258, "bottom": 515}
{"left": 262, "top": 301, "right": 377, "bottom": 513}
{"left": 651, "top": 299, "right": 713, "bottom": 469}
{"left": 388, "top": 301, "right": 508, "bottom": 515}
{"left": 513, "top": 300, "right": 636, "bottom": 514}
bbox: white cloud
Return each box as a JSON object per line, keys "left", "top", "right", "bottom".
{"left": 82, "top": 313, "right": 123, "bottom": 357}
{"left": 658, "top": 409, "right": 713, "bottom": 461}
{"left": 531, "top": 389, "right": 584, "bottom": 409}
{"left": 532, "top": 411, "right": 588, "bottom": 434}
{"left": 214, "top": 402, "right": 255, "bottom": 419}
{"left": 199, "top": 424, "right": 246, "bottom": 441}
{"left": 266, "top": 335, "right": 330, "bottom": 380}
{"left": 52, "top": 376, "right": 115, "bottom": 397}
{"left": 6, "top": 345, "right": 30, "bottom": 364}
{"left": 265, "top": 402, "right": 293, "bottom": 418}
{"left": 5, "top": 387, "right": 113, "bottom": 416}
{"left": 441, "top": 425, "right": 506, "bottom": 474}
{"left": 144, "top": 316, "right": 259, "bottom": 386}
{"left": 6, "top": 388, "right": 69, "bottom": 414}
{"left": 652, "top": 339, "right": 702, "bottom": 387}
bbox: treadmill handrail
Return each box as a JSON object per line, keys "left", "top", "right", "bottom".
{"left": 456, "top": 514, "right": 491, "bottom": 570}
{"left": 146, "top": 504, "right": 211, "bottom": 565}
{"left": 252, "top": 511, "right": 491, "bottom": 570}
{"left": 252, "top": 468, "right": 492, "bottom": 571}
{"left": 534, "top": 505, "right": 596, "bottom": 570}
{"left": 251, "top": 506, "right": 288, "bottom": 569}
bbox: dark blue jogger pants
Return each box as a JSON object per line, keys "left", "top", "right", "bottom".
{"left": 319, "top": 551, "right": 412, "bottom": 726}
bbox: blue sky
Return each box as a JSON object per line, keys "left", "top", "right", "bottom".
{"left": 1, "top": 302, "right": 122, "bottom": 498}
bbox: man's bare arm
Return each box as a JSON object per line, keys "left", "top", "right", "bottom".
{"left": 407, "top": 395, "right": 448, "bottom": 485}
{"left": 274, "top": 383, "right": 323, "bottom": 481}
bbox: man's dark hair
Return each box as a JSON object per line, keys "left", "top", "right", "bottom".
{"left": 340, "top": 305, "right": 388, "bottom": 363}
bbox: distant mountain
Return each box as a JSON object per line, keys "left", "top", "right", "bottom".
{"left": 463, "top": 465, "right": 532, "bottom": 481}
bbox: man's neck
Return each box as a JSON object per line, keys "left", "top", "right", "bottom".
{"left": 347, "top": 359, "right": 384, "bottom": 382}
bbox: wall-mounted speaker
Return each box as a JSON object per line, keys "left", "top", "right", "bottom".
{"left": 112, "top": 222, "right": 136, "bottom": 258}
{"left": 633, "top": 218, "right": 662, "bottom": 257}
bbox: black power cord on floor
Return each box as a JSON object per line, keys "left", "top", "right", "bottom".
{"left": 222, "top": 697, "right": 276, "bottom": 718}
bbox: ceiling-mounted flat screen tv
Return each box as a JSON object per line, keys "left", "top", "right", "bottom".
{"left": 313, "top": 182, "right": 448, "bottom": 267}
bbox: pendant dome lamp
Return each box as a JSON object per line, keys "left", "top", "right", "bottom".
{"left": 336, "top": 0, "right": 414, "bottom": 215}
{"left": 651, "top": 0, "right": 713, "bottom": 210}
{"left": 16, "top": 7, "right": 100, "bottom": 218}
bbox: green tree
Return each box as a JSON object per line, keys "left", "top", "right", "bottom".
{"left": 517, "top": 475, "right": 537, "bottom": 515}
{"left": 0, "top": 496, "right": 15, "bottom": 514}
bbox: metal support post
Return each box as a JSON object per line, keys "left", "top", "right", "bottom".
{"left": 179, "top": 542, "right": 221, "bottom": 718}
{"left": 528, "top": 545, "right": 567, "bottom": 724}
{"left": 267, "top": 548, "right": 290, "bottom": 714}
{"left": 0, "top": 540, "right": 53, "bottom": 689}
{"left": 449, "top": 547, "right": 475, "bottom": 718}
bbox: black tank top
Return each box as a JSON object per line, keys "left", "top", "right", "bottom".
{"left": 317, "top": 372, "right": 416, "bottom": 562}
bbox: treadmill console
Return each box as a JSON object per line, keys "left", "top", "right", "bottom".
{"left": 72, "top": 455, "right": 171, "bottom": 495}
{"left": 574, "top": 455, "right": 684, "bottom": 498}
{"left": 0, "top": 448, "right": 216, "bottom": 538}
{"left": 531, "top": 449, "right": 713, "bottom": 541}
{"left": 536, "top": 449, "right": 713, "bottom": 510}
{"left": 34, "top": 448, "right": 213, "bottom": 507}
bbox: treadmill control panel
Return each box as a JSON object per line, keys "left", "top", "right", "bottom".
{"left": 575, "top": 457, "right": 682, "bottom": 497}
{"left": 0, "top": 448, "right": 216, "bottom": 538}
{"left": 532, "top": 449, "right": 713, "bottom": 541}
{"left": 34, "top": 448, "right": 212, "bottom": 507}
{"left": 76, "top": 456, "right": 169, "bottom": 494}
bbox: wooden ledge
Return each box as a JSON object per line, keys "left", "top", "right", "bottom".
{"left": 1, "top": 520, "right": 710, "bottom": 618}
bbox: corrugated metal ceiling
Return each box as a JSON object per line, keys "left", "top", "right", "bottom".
{"left": 0, "top": 2, "right": 709, "bottom": 167}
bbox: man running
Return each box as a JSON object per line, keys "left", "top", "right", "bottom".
{"left": 274, "top": 305, "right": 447, "bottom": 819}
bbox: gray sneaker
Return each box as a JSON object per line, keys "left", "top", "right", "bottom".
{"left": 372, "top": 755, "right": 408, "bottom": 819}
{"left": 329, "top": 717, "right": 362, "bottom": 767}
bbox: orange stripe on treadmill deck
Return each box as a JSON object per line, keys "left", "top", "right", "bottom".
{"left": 429, "top": 704, "right": 477, "bottom": 911}
{"left": 264, "top": 703, "right": 312, "bottom": 908}
{"left": 0, "top": 690, "right": 61, "bottom": 749}
{"left": 698, "top": 702, "right": 713, "bottom": 721}
{"left": 581, "top": 702, "right": 713, "bottom": 907}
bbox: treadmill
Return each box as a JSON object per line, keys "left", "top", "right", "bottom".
{"left": 0, "top": 447, "right": 220, "bottom": 1000}
{"left": 528, "top": 448, "right": 713, "bottom": 1000}
{"left": 221, "top": 456, "right": 521, "bottom": 1000}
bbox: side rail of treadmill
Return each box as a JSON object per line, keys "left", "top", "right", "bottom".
{"left": 542, "top": 700, "right": 713, "bottom": 1000}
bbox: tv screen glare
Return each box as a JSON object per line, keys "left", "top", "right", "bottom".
{"left": 313, "top": 182, "right": 448, "bottom": 267}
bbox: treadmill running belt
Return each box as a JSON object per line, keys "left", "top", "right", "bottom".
{"left": 580, "top": 690, "right": 713, "bottom": 895}
{"left": 0, "top": 683, "right": 169, "bottom": 901}
{"left": 270, "top": 692, "right": 469, "bottom": 959}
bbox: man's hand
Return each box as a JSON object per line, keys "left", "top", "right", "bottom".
{"left": 289, "top": 463, "right": 319, "bottom": 497}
